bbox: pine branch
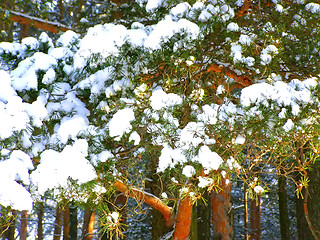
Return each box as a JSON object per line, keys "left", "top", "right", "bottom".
{"left": 9, "top": 11, "right": 73, "bottom": 34}
{"left": 113, "top": 180, "right": 174, "bottom": 226}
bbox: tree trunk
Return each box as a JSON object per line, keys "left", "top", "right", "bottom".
{"left": 53, "top": 206, "right": 63, "bottom": 240}
{"left": 244, "top": 189, "right": 249, "bottom": 240}
{"left": 19, "top": 24, "right": 29, "bottom": 40}
{"left": 197, "top": 191, "right": 211, "bottom": 240}
{"left": 173, "top": 195, "right": 193, "bottom": 240}
{"left": 37, "top": 203, "right": 44, "bottom": 240}
{"left": 296, "top": 161, "right": 320, "bottom": 240}
{"left": 278, "top": 174, "right": 290, "bottom": 240}
{"left": 20, "top": 210, "right": 28, "bottom": 240}
{"left": 211, "top": 177, "right": 232, "bottom": 240}
{"left": 0, "top": 0, "right": 14, "bottom": 42}
{"left": 190, "top": 205, "right": 198, "bottom": 240}
{"left": 69, "top": 204, "right": 78, "bottom": 240}
{"left": 82, "top": 209, "right": 95, "bottom": 240}
{"left": 250, "top": 195, "right": 261, "bottom": 240}
{"left": 63, "top": 205, "right": 70, "bottom": 240}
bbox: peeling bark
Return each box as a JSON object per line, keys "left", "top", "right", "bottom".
{"left": 82, "top": 209, "right": 95, "bottom": 240}
{"left": 113, "top": 180, "right": 174, "bottom": 226}
{"left": 211, "top": 178, "right": 232, "bottom": 240}
{"left": 173, "top": 196, "right": 193, "bottom": 240}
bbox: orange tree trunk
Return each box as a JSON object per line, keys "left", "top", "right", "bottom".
{"left": 113, "top": 180, "right": 174, "bottom": 226}
{"left": 250, "top": 195, "right": 261, "bottom": 240}
{"left": 211, "top": 177, "right": 232, "bottom": 240}
{"left": 173, "top": 196, "right": 193, "bottom": 240}
{"left": 82, "top": 209, "right": 95, "bottom": 240}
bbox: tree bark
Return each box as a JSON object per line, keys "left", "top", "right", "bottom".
{"left": 211, "top": 177, "right": 232, "bottom": 240}
{"left": 173, "top": 196, "right": 193, "bottom": 240}
{"left": 9, "top": 11, "right": 72, "bottom": 34}
{"left": 69, "top": 204, "right": 78, "bottom": 240}
{"left": 250, "top": 195, "right": 261, "bottom": 240}
{"left": 82, "top": 209, "right": 95, "bottom": 240}
{"left": 244, "top": 189, "right": 249, "bottom": 240}
{"left": 20, "top": 210, "right": 28, "bottom": 240}
{"left": 297, "top": 162, "right": 320, "bottom": 240}
{"left": 197, "top": 191, "right": 211, "bottom": 240}
{"left": 278, "top": 174, "right": 290, "bottom": 240}
{"left": 113, "top": 180, "right": 174, "bottom": 226}
{"left": 53, "top": 206, "right": 63, "bottom": 240}
{"left": 37, "top": 203, "right": 44, "bottom": 240}
{"left": 19, "top": 24, "right": 30, "bottom": 40}
{"left": 63, "top": 205, "right": 70, "bottom": 240}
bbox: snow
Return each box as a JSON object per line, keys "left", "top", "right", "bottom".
{"left": 31, "top": 140, "right": 96, "bottom": 195}
{"left": 0, "top": 150, "right": 34, "bottom": 211}
{"left": 25, "top": 100, "right": 48, "bottom": 127}
{"left": 170, "top": 2, "right": 191, "bottom": 19}
{"left": 194, "top": 145, "right": 223, "bottom": 173}
{"left": 150, "top": 89, "right": 182, "bottom": 110}
{"left": 157, "top": 146, "right": 187, "bottom": 172}
{"left": 21, "top": 37, "right": 39, "bottom": 50}
{"left": 0, "top": 70, "right": 16, "bottom": 102}
{"left": 146, "top": 0, "right": 165, "bottom": 12}
{"left": 109, "top": 108, "right": 135, "bottom": 140}
{"left": 57, "top": 116, "right": 88, "bottom": 144}
{"left": 305, "top": 3, "right": 320, "bottom": 13}
{"left": 234, "top": 135, "right": 246, "bottom": 145}
{"left": 0, "top": 96, "right": 30, "bottom": 139}
{"left": 239, "top": 34, "right": 252, "bottom": 46}
{"left": 129, "top": 131, "right": 141, "bottom": 145}
{"left": 144, "top": 16, "right": 199, "bottom": 50}
{"left": 182, "top": 165, "right": 196, "bottom": 177}
{"left": 227, "top": 22, "right": 239, "bottom": 32}
{"left": 283, "top": 119, "right": 294, "bottom": 132}
{"left": 11, "top": 52, "right": 57, "bottom": 91}
{"left": 198, "top": 176, "right": 213, "bottom": 188}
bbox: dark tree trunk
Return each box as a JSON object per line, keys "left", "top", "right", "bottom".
{"left": 37, "top": 203, "right": 44, "bottom": 240}
{"left": 69, "top": 204, "right": 78, "bottom": 240}
{"left": 197, "top": 191, "right": 211, "bottom": 240}
{"left": 244, "top": 189, "right": 249, "bottom": 240}
{"left": 278, "top": 174, "right": 290, "bottom": 240}
{"left": 63, "top": 205, "right": 70, "bottom": 240}
{"left": 297, "top": 161, "right": 320, "bottom": 240}
{"left": 53, "top": 206, "right": 63, "bottom": 240}
{"left": 20, "top": 210, "right": 28, "bottom": 240}
{"left": 190, "top": 205, "right": 198, "bottom": 240}
{"left": 250, "top": 196, "right": 261, "bottom": 240}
